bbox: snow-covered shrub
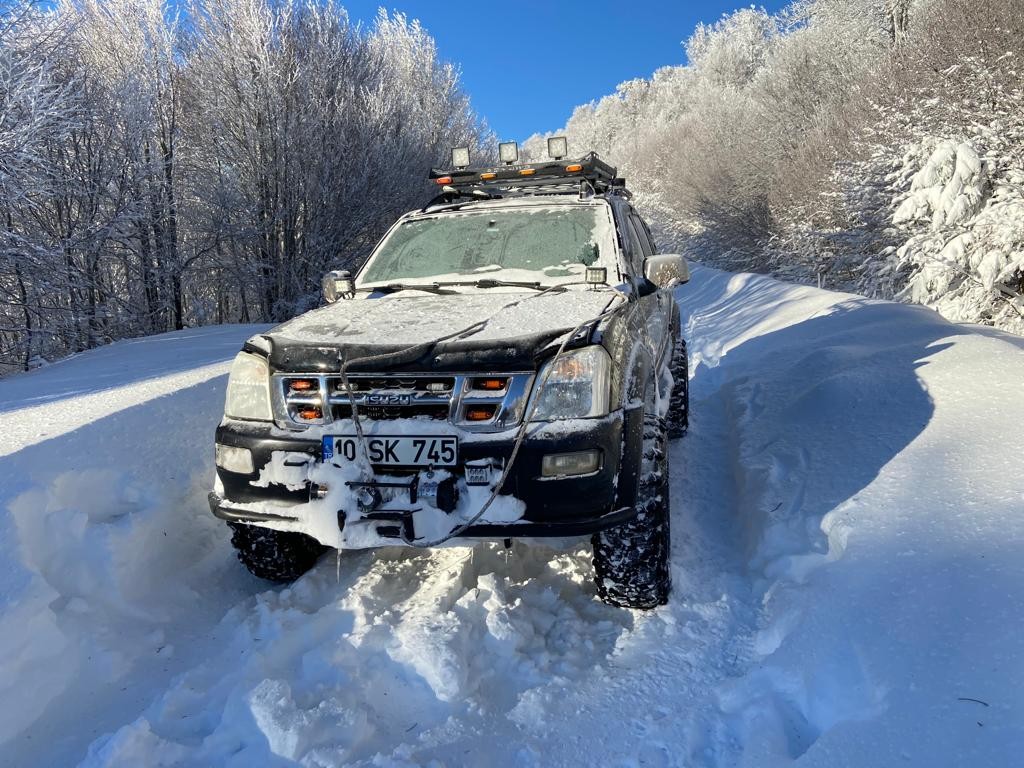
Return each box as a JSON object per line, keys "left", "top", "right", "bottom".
{"left": 892, "top": 139, "right": 1024, "bottom": 329}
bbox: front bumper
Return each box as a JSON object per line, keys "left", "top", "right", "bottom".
{"left": 210, "top": 407, "right": 642, "bottom": 540}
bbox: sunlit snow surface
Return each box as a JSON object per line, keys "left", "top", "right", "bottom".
{"left": 0, "top": 268, "right": 1022, "bottom": 766}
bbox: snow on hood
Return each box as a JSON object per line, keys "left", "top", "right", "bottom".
{"left": 269, "top": 288, "right": 617, "bottom": 348}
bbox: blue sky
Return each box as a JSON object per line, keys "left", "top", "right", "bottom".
{"left": 340, "top": 1, "right": 790, "bottom": 141}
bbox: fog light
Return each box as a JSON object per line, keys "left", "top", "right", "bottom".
{"left": 215, "top": 444, "right": 254, "bottom": 474}
{"left": 541, "top": 449, "right": 601, "bottom": 478}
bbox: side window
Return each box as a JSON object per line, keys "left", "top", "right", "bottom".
{"left": 616, "top": 208, "right": 645, "bottom": 275}
{"left": 638, "top": 216, "right": 658, "bottom": 255}
{"left": 629, "top": 214, "right": 655, "bottom": 258}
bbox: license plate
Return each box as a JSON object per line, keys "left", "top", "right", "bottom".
{"left": 322, "top": 435, "right": 458, "bottom": 467}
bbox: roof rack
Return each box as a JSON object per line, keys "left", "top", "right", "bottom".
{"left": 426, "top": 152, "right": 629, "bottom": 207}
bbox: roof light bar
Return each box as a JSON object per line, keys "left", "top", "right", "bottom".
{"left": 547, "top": 136, "right": 568, "bottom": 160}
{"left": 427, "top": 150, "right": 625, "bottom": 198}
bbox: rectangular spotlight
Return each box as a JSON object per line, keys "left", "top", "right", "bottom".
{"left": 451, "top": 146, "right": 470, "bottom": 168}
{"left": 498, "top": 141, "right": 519, "bottom": 164}
{"left": 547, "top": 136, "right": 568, "bottom": 159}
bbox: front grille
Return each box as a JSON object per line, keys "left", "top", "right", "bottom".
{"left": 332, "top": 404, "right": 450, "bottom": 421}
{"left": 274, "top": 372, "right": 534, "bottom": 431}
{"left": 332, "top": 376, "right": 455, "bottom": 394}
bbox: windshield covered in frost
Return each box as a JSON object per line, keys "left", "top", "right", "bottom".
{"left": 358, "top": 206, "right": 616, "bottom": 287}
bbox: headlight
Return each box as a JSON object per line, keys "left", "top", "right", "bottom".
{"left": 529, "top": 346, "right": 611, "bottom": 421}
{"left": 224, "top": 352, "right": 273, "bottom": 421}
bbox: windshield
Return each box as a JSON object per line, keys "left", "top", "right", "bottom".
{"left": 358, "top": 205, "right": 617, "bottom": 287}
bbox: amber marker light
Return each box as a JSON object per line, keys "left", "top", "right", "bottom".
{"left": 519, "top": 168, "right": 536, "bottom": 176}
{"left": 480, "top": 172, "right": 497, "bottom": 180}
{"left": 297, "top": 407, "right": 322, "bottom": 420}
{"left": 289, "top": 379, "right": 316, "bottom": 392}
{"left": 435, "top": 176, "right": 453, "bottom": 185}
{"left": 466, "top": 407, "right": 496, "bottom": 421}
{"left": 565, "top": 164, "right": 583, "bottom": 173}
{"left": 476, "top": 378, "right": 507, "bottom": 391}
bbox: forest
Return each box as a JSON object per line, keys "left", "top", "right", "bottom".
{"left": 525, "top": 0, "right": 1024, "bottom": 334}
{"left": 2, "top": 0, "right": 1022, "bottom": 376}
{"left": 0, "top": 0, "right": 485, "bottom": 374}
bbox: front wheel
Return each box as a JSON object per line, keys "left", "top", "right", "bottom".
{"left": 591, "top": 411, "right": 672, "bottom": 609}
{"left": 667, "top": 335, "right": 689, "bottom": 439}
{"left": 227, "top": 522, "right": 327, "bottom": 582}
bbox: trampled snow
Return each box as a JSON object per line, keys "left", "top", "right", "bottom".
{"left": 1, "top": 268, "right": 1022, "bottom": 766}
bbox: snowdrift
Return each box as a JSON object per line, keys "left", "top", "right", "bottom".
{"left": 0, "top": 270, "right": 1021, "bottom": 766}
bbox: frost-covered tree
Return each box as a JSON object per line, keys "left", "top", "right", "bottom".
{"left": 184, "top": 2, "right": 483, "bottom": 322}
{"left": 540, "top": 0, "right": 1022, "bottom": 332}
{"left": 0, "top": 0, "right": 485, "bottom": 373}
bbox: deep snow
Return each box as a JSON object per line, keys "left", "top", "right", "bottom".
{"left": 1, "top": 268, "right": 1022, "bottom": 766}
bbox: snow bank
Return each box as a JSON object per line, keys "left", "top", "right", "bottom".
{"left": 1, "top": 270, "right": 1022, "bottom": 766}
{"left": 0, "top": 325, "right": 264, "bottom": 764}
{"left": 681, "top": 267, "right": 1024, "bottom": 765}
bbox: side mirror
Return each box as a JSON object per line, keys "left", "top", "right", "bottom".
{"left": 322, "top": 270, "right": 355, "bottom": 303}
{"left": 643, "top": 254, "right": 689, "bottom": 288}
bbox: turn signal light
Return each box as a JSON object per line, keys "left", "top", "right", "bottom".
{"left": 435, "top": 176, "right": 453, "bottom": 185}
{"left": 466, "top": 406, "right": 496, "bottom": 421}
{"left": 565, "top": 164, "right": 583, "bottom": 173}
{"left": 297, "top": 407, "right": 322, "bottom": 421}
{"left": 289, "top": 379, "right": 316, "bottom": 392}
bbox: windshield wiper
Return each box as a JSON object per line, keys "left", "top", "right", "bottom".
{"left": 437, "top": 279, "right": 553, "bottom": 291}
{"left": 359, "top": 282, "right": 456, "bottom": 295}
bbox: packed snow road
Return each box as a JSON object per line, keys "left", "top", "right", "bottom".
{"left": 1, "top": 267, "right": 1022, "bottom": 767}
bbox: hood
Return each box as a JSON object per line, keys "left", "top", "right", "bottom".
{"left": 264, "top": 289, "right": 619, "bottom": 373}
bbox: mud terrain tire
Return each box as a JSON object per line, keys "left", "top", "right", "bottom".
{"left": 667, "top": 335, "right": 689, "bottom": 439}
{"left": 592, "top": 412, "right": 672, "bottom": 609}
{"left": 228, "top": 522, "right": 327, "bottom": 582}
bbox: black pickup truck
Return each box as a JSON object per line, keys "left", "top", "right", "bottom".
{"left": 209, "top": 145, "right": 690, "bottom": 608}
